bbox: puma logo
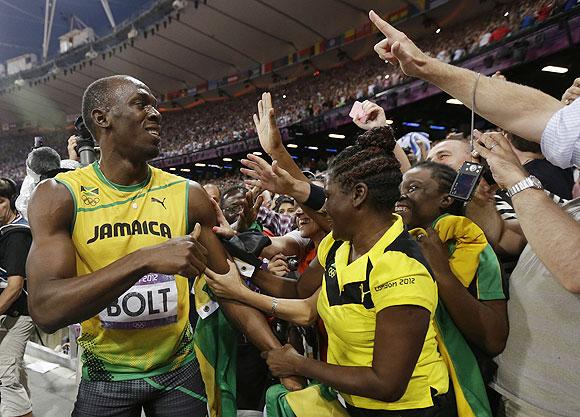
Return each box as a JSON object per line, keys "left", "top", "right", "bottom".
{"left": 151, "top": 197, "right": 167, "bottom": 209}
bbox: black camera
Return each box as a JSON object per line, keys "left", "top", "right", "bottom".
{"left": 33, "top": 136, "right": 44, "bottom": 149}
{"left": 74, "top": 116, "right": 97, "bottom": 166}
{"left": 287, "top": 256, "right": 300, "bottom": 272}
{"left": 449, "top": 160, "right": 495, "bottom": 202}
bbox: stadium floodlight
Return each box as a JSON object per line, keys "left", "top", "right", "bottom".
{"left": 14, "top": 78, "right": 25, "bottom": 87}
{"left": 169, "top": 167, "right": 176, "bottom": 171}
{"left": 287, "top": 144, "right": 298, "bottom": 148}
{"left": 172, "top": 0, "right": 188, "bottom": 11}
{"left": 195, "top": 163, "right": 206, "bottom": 167}
{"left": 306, "top": 146, "right": 318, "bottom": 150}
{"left": 128, "top": 26, "right": 138, "bottom": 39}
{"left": 328, "top": 133, "right": 345, "bottom": 139}
{"left": 252, "top": 151, "right": 263, "bottom": 156}
{"left": 222, "top": 157, "right": 232, "bottom": 162}
{"left": 386, "top": 120, "right": 394, "bottom": 125}
{"left": 541, "top": 65, "right": 568, "bottom": 74}
{"left": 435, "top": 28, "right": 441, "bottom": 34}
{"left": 446, "top": 98, "right": 463, "bottom": 105}
{"left": 504, "top": 12, "right": 509, "bottom": 17}
{"left": 181, "top": 168, "right": 191, "bottom": 172}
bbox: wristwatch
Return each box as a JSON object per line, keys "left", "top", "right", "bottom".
{"left": 506, "top": 175, "right": 543, "bottom": 198}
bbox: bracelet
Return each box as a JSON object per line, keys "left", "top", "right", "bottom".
{"left": 303, "top": 183, "right": 326, "bottom": 211}
{"left": 271, "top": 298, "right": 279, "bottom": 316}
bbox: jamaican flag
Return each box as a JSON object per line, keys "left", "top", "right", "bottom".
{"left": 193, "top": 275, "right": 239, "bottom": 417}
{"left": 265, "top": 383, "right": 350, "bottom": 417}
{"left": 411, "top": 214, "right": 504, "bottom": 417}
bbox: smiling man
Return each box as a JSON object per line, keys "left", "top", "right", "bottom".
{"left": 25, "top": 75, "right": 298, "bottom": 416}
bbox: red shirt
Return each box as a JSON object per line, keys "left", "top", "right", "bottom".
{"left": 491, "top": 26, "right": 511, "bottom": 42}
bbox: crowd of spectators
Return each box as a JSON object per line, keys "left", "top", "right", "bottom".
{"left": 0, "top": 0, "right": 577, "bottom": 181}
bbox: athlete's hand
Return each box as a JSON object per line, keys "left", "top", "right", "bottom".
{"left": 143, "top": 223, "right": 208, "bottom": 279}
{"left": 253, "top": 92, "right": 284, "bottom": 156}
{"left": 369, "top": 10, "right": 429, "bottom": 78}
{"left": 204, "top": 260, "right": 246, "bottom": 300}
{"left": 261, "top": 344, "right": 305, "bottom": 378}
{"left": 354, "top": 100, "right": 388, "bottom": 130}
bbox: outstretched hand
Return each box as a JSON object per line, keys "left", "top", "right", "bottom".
{"left": 209, "top": 198, "right": 237, "bottom": 239}
{"left": 241, "top": 154, "right": 298, "bottom": 196}
{"left": 369, "top": 10, "right": 429, "bottom": 78}
{"left": 253, "top": 92, "right": 284, "bottom": 155}
{"left": 204, "top": 259, "right": 246, "bottom": 300}
{"left": 236, "top": 186, "right": 264, "bottom": 232}
{"left": 354, "top": 100, "right": 388, "bottom": 130}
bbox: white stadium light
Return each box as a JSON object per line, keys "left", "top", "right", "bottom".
{"left": 181, "top": 168, "right": 191, "bottom": 172}
{"left": 195, "top": 163, "right": 206, "bottom": 167}
{"left": 541, "top": 65, "right": 568, "bottom": 74}
{"left": 222, "top": 157, "right": 232, "bottom": 162}
{"left": 386, "top": 119, "right": 394, "bottom": 125}
{"left": 287, "top": 143, "right": 298, "bottom": 148}
{"left": 328, "top": 133, "right": 345, "bottom": 139}
{"left": 252, "top": 151, "right": 263, "bottom": 156}
{"left": 446, "top": 98, "right": 463, "bottom": 105}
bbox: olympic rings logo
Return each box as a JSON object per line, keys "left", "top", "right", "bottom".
{"left": 81, "top": 194, "right": 100, "bottom": 206}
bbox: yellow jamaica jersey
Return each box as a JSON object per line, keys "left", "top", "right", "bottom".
{"left": 55, "top": 162, "right": 195, "bottom": 381}
{"left": 317, "top": 215, "right": 449, "bottom": 411}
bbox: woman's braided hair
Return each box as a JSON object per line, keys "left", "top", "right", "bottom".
{"left": 328, "top": 126, "right": 401, "bottom": 210}
{"left": 414, "top": 161, "right": 465, "bottom": 216}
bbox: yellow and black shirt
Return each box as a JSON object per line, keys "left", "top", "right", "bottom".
{"left": 316, "top": 215, "right": 449, "bottom": 411}
{"left": 55, "top": 162, "right": 194, "bottom": 381}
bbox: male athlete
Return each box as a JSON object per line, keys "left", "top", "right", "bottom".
{"left": 26, "top": 75, "right": 298, "bottom": 416}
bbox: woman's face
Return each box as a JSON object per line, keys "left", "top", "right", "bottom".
{"left": 295, "top": 206, "right": 320, "bottom": 239}
{"left": 324, "top": 178, "right": 353, "bottom": 241}
{"left": 396, "top": 167, "right": 445, "bottom": 229}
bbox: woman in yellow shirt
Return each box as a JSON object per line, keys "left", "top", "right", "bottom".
{"left": 206, "top": 127, "right": 455, "bottom": 416}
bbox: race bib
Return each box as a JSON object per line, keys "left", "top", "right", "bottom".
{"left": 99, "top": 273, "right": 178, "bottom": 330}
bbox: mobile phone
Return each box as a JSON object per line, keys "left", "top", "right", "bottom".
{"left": 449, "top": 161, "right": 485, "bottom": 202}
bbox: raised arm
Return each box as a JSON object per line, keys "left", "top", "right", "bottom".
{"left": 473, "top": 131, "right": 580, "bottom": 293}
{"left": 26, "top": 180, "right": 209, "bottom": 333}
{"left": 368, "top": 10, "right": 564, "bottom": 143}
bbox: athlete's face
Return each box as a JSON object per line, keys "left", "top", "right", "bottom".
{"left": 396, "top": 167, "right": 447, "bottom": 229}
{"left": 108, "top": 79, "right": 162, "bottom": 161}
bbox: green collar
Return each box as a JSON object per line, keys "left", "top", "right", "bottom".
{"left": 92, "top": 162, "right": 152, "bottom": 192}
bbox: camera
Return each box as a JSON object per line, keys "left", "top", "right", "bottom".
{"left": 287, "top": 256, "right": 300, "bottom": 272}
{"left": 449, "top": 159, "right": 496, "bottom": 202}
{"left": 33, "top": 136, "right": 44, "bottom": 149}
{"left": 74, "top": 116, "right": 97, "bottom": 166}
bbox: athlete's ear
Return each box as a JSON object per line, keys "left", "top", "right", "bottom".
{"left": 92, "top": 107, "right": 111, "bottom": 130}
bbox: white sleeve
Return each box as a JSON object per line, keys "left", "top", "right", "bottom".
{"left": 541, "top": 99, "right": 580, "bottom": 169}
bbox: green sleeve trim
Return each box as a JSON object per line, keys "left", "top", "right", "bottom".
{"left": 476, "top": 245, "right": 506, "bottom": 301}
{"left": 54, "top": 178, "right": 77, "bottom": 233}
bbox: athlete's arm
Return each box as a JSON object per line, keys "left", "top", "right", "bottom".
{"left": 26, "top": 180, "right": 209, "bottom": 333}
{"left": 263, "top": 305, "right": 431, "bottom": 402}
{"left": 188, "top": 182, "right": 294, "bottom": 350}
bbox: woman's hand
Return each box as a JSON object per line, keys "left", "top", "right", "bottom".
{"left": 204, "top": 260, "right": 247, "bottom": 300}
{"left": 268, "top": 253, "right": 290, "bottom": 277}
{"left": 261, "top": 344, "right": 305, "bottom": 378}
{"left": 253, "top": 92, "right": 284, "bottom": 155}
{"left": 416, "top": 228, "right": 453, "bottom": 278}
{"left": 354, "top": 100, "right": 388, "bottom": 130}
{"left": 241, "top": 154, "right": 300, "bottom": 197}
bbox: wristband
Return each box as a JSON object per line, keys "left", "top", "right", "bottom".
{"left": 271, "top": 298, "right": 279, "bottom": 316}
{"left": 303, "top": 183, "right": 326, "bottom": 211}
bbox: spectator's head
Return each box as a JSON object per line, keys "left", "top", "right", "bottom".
{"left": 26, "top": 146, "right": 61, "bottom": 180}
{"left": 507, "top": 133, "right": 542, "bottom": 154}
{"left": 326, "top": 126, "right": 401, "bottom": 241}
{"left": 82, "top": 75, "right": 161, "bottom": 160}
{"left": 273, "top": 195, "right": 296, "bottom": 216}
{"left": 427, "top": 138, "right": 472, "bottom": 170}
{"left": 0, "top": 177, "right": 18, "bottom": 225}
{"left": 203, "top": 183, "right": 221, "bottom": 204}
{"left": 221, "top": 186, "right": 247, "bottom": 224}
{"left": 396, "top": 161, "right": 464, "bottom": 229}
